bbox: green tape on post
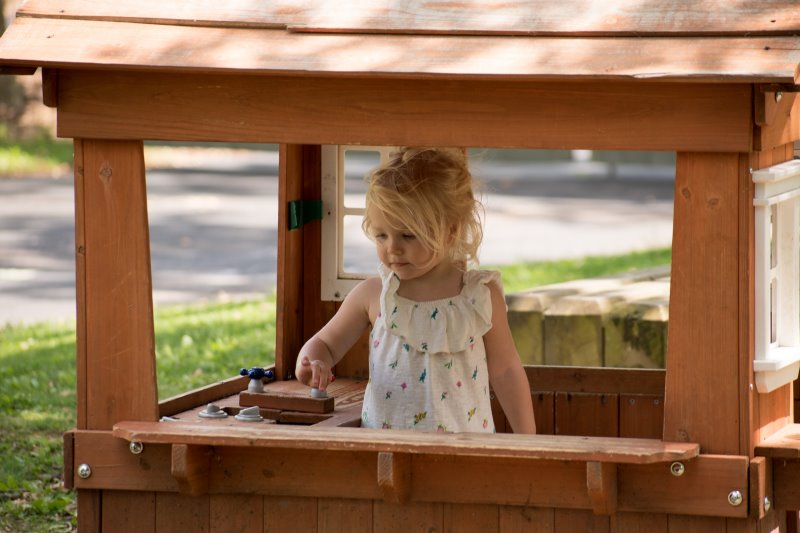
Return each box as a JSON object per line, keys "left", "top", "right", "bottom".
{"left": 288, "top": 200, "right": 323, "bottom": 230}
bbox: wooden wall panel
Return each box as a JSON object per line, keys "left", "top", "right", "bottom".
{"left": 75, "top": 139, "right": 158, "bottom": 430}
{"left": 443, "top": 503, "right": 499, "bottom": 533}
{"left": 77, "top": 490, "right": 101, "bottom": 533}
{"left": 619, "top": 394, "right": 664, "bottom": 439}
{"left": 56, "top": 71, "right": 753, "bottom": 152}
{"left": 373, "top": 501, "right": 443, "bottom": 532}
{"left": 664, "top": 152, "right": 741, "bottom": 455}
{"left": 532, "top": 392, "right": 555, "bottom": 435}
{"left": 263, "top": 496, "right": 317, "bottom": 532}
{"left": 666, "top": 514, "right": 725, "bottom": 532}
{"left": 554, "top": 509, "right": 609, "bottom": 532}
{"left": 318, "top": 498, "right": 373, "bottom": 533}
{"left": 555, "top": 392, "right": 619, "bottom": 437}
{"left": 209, "top": 495, "right": 262, "bottom": 533}
{"left": 498, "top": 506, "right": 554, "bottom": 533}
{"left": 612, "top": 512, "right": 667, "bottom": 533}
{"left": 102, "top": 491, "right": 156, "bottom": 533}
{"left": 155, "top": 493, "right": 209, "bottom": 532}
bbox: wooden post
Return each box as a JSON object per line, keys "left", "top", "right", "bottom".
{"left": 74, "top": 139, "right": 158, "bottom": 533}
{"left": 74, "top": 139, "right": 158, "bottom": 430}
{"left": 664, "top": 152, "right": 743, "bottom": 456}
{"left": 276, "top": 144, "right": 332, "bottom": 379}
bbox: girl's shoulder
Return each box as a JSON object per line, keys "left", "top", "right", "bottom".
{"left": 348, "top": 276, "right": 382, "bottom": 323}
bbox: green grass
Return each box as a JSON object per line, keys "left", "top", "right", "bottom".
{"left": 0, "top": 248, "right": 669, "bottom": 531}
{"left": 0, "top": 129, "right": 73, "bottom": 177}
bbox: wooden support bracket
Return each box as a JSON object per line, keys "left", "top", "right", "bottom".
{"left": 171, "top": 444, "right": 210, "bottom": 496}
{"left": 749, "top": 456, "right": 772, "bottom": 520}
{"left": 377, "top": 451, "right": 411, "bottom": 504}
{"left": 42, "top": 68, "right": 58, "bottom": 108}
{"left": 586, "top": 461, "right": 617, "bottom": 515}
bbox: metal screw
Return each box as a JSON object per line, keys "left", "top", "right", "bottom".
{"left": 764, "top": 496, "right": 771, "bottom": 512}
{"left": 728, "top": 490, "right": 743, "bottom": 506}
{"left": 129, "top": 441, "right": 144, "bottom": 455}
{"left": 670, "top": 462, "right": 685, "bottom": 476}
{"left": 775, "top": 91, "right": 783, "bottom": 103}
{"left": 77, "top": 464, "right": 92, "bottom": 479}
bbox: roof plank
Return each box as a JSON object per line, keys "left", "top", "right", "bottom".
{"left": 0, "top": 16, "right": 798, "bottom": 82}
{"left": 16, "top": 0, "right": 800, "bottom": 36}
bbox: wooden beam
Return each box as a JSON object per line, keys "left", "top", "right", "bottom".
{"left": 171, "top": 444, "right": 210, "bottom": 496}
{"left": 74, "top": 139, "right": 158, "bottom": 429}
{"left": 663, "top": 152, "right": 742, "bottom": 455}
{"left": 377, "top": 451, "right": 412, "bottom": 504}
{"left": 56, "top": 70, "right": 754, "bottom": 152}
{"left": 586, "top": 462, "right": 617, "bottom": 515}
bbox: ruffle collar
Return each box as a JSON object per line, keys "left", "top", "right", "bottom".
{"left": 378, "top": 264, "right": 500, "bottom": 354}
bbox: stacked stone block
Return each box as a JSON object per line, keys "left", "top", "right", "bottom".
{"left": 506, "top": 266, "right": 670, "bottom": 368}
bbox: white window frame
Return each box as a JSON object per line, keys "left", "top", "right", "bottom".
{"left": 752, "top": 159, "right": 800, "bottom": 393}
{"left": 320, "top": 145, "right": 397, "bottom": 301}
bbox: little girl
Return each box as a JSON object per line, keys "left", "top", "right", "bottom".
{"left": 296, "top": 147, "right": 536, "bottom": 434}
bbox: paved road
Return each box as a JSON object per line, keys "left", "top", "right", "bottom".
{"left": 0, "top": 149, "right": 674, "bottom": 325}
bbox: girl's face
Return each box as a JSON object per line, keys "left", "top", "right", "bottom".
{"left": 366, "top": 206, "right": 440, "bottom": 281}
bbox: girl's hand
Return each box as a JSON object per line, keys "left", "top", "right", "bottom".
{"left": 296, "top": 355, "right": 335, "bottom": 391}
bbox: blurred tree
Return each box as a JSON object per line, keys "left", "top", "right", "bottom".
{"left": 0, "top": 0, "right": 31, "bottom": 139}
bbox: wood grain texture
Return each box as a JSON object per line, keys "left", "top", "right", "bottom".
{"left": 755, "top": 424, "right": 800, "bottom": 459}
{"left": 73, "top": 139, "right": 87, "bottom": 428}
{"left": 554, "top": 392, "right": 619, "bottom": 437}
{"left": 73, "top": 431, "right": 176, "bottom": 492}
{"left": 101, "top": 491, "right": 156, "bottom": 533}
{"left": 155, "top": 492, "right": 209, "bottom": 533}
{"left": 113, "top": 421, "right": 699, "bottom": 464}
{"left": 5, "top": 17, "right": 798, "bottom": 83}
{"left": 586, "top": 462, "right": 617, "bottom": 515}
{"left": 527, "top": 367, "right": 665, "bottom": 396}
{"left": 16, "top": 0, "right": 800, "bottom": 36}
{"left": 664, "top": 152, "right": 742, "bottom": 455}
{"left": 755, "top": 93, "right": 800, "bottom": 152}
{"left": 171, "top": 444, "right": 210, "bottom": 496}
{"left": 77, "top": 139, "right": 158, "bottom": 430}
{"left": 444, "top": 503, "right": 499, "bottom": 533}
{"left": 239, "top": 390, "right": 334, "bottom": 414}
{"left": 377, "top": 452, "right": 411, "bottom": 504}
{"left": 373, "top": 500, "right": 443, "bottom": 533}
{"left": 318, "top": 498, "right": 373, "bottom": 533}
{"left": 611, "top": 511, "right": 668, "bottom": 532}
{"left": 263, "top": 496, "right": 317, "bottom": 532}
{"left": 210, "top": 494, "right": 263, "bottom": 533}
{"left": 617, "top": 455, "right": 748, "bottom": 518}
{"left": 276, "top": 144, "right": 305, "bottom": 380}
{"left": 498, "top": 506, "right": 554, "bottom": 533}
{"left": 55, "top": 70, "right": 754, "bottom": 152}
{"left": 619, "top": 394, "right": 663, "bottom": 439}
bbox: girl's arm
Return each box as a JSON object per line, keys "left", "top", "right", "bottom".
{"left": 295, "top": 277, "right": 379, "bottom": 391}
{"left": 484, "top": 281, "right": 537, "bottom": 434}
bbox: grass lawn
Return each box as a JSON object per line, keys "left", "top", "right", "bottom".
{"left": 0, "top": 248, "right": 670, "bottom": 531}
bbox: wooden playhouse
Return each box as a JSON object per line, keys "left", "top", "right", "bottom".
{"left": 1, "top": 1, "right": 800, "bottom": 531}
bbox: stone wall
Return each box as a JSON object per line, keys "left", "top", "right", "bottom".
{"left": 507, "top": 266, "right": 670, "bottom": 368}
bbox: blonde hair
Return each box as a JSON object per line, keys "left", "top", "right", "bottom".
{"left": 362, "top": 147, "right": 484, "bottom": 267}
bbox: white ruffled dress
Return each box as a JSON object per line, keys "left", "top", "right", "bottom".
{"left": 361, "top": 265, "right": 499, "bottom": 433}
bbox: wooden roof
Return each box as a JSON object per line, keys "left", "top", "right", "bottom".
{"left": 1, "top": 0, "right": 799, "bottom": 82}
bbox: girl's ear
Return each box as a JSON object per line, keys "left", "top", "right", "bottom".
{"left": 447, "top": 224, "right": 458, "bottom": 244}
